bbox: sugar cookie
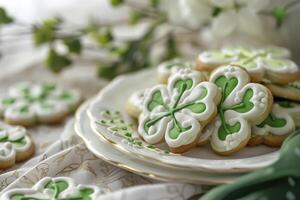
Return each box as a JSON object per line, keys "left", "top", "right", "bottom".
{"left": 275, "top": 100, "right": 300, "bottom": 127}
{"left": 197, "top": 46, "right": 300, "bottom": 84}
{"left": 249, "top": 103, "right": 295, "bottom": 147}
{"left": 264, "top": 80, "right": 300, "bottom": 102}
{"left": 1, "top": 177, "right": 100, "bottom": 200}
{"left": 209, "top": 65, "right": 273, "bottom": 155}
{"left": 0, "top": 122, "right": 34, "bottom": 170}
{"left": 138, "top": 68, "right": 221, "bottom": 153}
{"left": 157, "top": 59, "right": 196, "bottom": 84}
{"left": 0, "top": 82, "right": 82, "bottom": 126}
{"left": 126, "top": 89, "right": 147, "bottom": 119}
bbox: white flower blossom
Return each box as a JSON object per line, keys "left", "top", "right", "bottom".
{"left": 160, "top": 0, "right": 212, "bottom": 29}
{"left": 211, "top": 0, "right": 270, "bottom": 37}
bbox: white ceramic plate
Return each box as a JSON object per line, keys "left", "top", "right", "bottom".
{"left": 76, "top": 100, "right": 243, "bottom": 185}
{"left": 88, "top": 68, "right": 280, "bottom": 173}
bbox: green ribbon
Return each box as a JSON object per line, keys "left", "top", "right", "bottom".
{"left": 200, "top": 129, "right": 300, "bottom": 200}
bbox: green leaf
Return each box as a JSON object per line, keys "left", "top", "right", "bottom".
{"left": 46, "top": 48, "right": 72, "bottom": 73}
{"left": 129, "top": 11, "right": 143, "bottom": 25}
{"left": 272, "top": 6, "right": 287, "bottom": 27}
{"left": 0, "top": 7, "right": 13, "bottom": 24}
{"left": 150, "top": 0, "right": 160, "bottom": 8}
{"left": 63, "top": 37, "right": 82, "bottom": 54}
{"left": 90, "top": 28, "right": 113, "bottom": 46}
{"left": 110, "top": 0, "right": 124, "bottom": 7}
{"left": 212, "top": 7, "right": 222, "bottom": 17}
{"left": 33, "top": 18, "right": 60, "bottom": 46}
{"left": 97, "top": 62, "right": 117, "bottom": 79}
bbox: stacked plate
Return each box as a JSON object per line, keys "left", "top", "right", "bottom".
{"left": 75, "top": 68, "right": 280, "bottom": 185}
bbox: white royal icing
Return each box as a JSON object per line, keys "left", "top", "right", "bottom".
{"left": 127, "top": 89, "right": 147, "bottom": 114}
{"left": 252, "top": 103, "right": 295, "bottom": 136}
{"left": 199, "top": 46, "right": 298, "bottom": 74}
{"left": 139, "top": 68, "right": 220, "bottom": 149}
{"left": 2, "top": 82, "right": 81, "bottom": 124}
{"left": 209, "top": 65, "right": 271, "bottom": 152}
{"left": 1, "top": 177, "right": 101, "bottom": 200}
{"left": 0, "top": 122, "right": 32, "bottom": 162}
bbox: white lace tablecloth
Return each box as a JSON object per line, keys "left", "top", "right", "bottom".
{"left": 0, "top": 55, "right": 203, "bottom": 200}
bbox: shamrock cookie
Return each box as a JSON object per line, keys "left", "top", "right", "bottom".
{"left": 138, "top": 68, "right": 221, "bottom": 153}
{"left": 0, "top": 122, "right": 34, "bottom": 170}
{"left": 126, "top": 89, "right": 146, "bottom": 119}
{"left": 275, "top": 100, "right": 300, "bottom": 127}
{"left": 264, "top": 80, "right": 300, "bottom": 102}
{"left": 209, "top": 65, "right": 273, "bottom": 155}
{"left": 0, "top": 82, "right": 82, "bottom": 126}
{"left": 249, "top": 103, "right": 295, "bottom": 147}
{"left": 157, "top": 59, "right": 202, "bottom": 84}
{"left": 197, "top": 46, "right": 300, "bottom": 84}
{"left": 1, "top": 177, "right": 100, "bottom": 200}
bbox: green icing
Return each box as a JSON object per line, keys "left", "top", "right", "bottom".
{"left": 0, "top": 135, "right": 26, "bottom": 147}
{"left": 147, "top": 90, "right": 166, "bottom": 111}
{"left": 200, "top": 129, "right": 300, "bottom": 200}
{"left": 59, "top": 91, "right": 73, "bottom": 100}
{"left": 206, "top": 47, "right": 292, "bottom": 71}
{"left": 9, "top": 179, "right": 95, "bottom": 200}
{"left": 19, "top": 105, "right": 29, "bottom": 113}
{"left": 215, "top": 76, "right": 255, "bottom": 140}
{"left": 277, "top": 100, "right": 294, "bottom": 108}
{"left": 2, "top": 98, "right": 15, "bottom": 105}
{"left": 257, "top": 113, "right": 287, "bottom": 128}
{"left": 204, "top": 51, "right": 233, "bottom": 63}
{"left": 144, "top": 79, "right": 207, "bottom": 140}
{"left": 97, "top": 110, "right": 170, "bottom": 154}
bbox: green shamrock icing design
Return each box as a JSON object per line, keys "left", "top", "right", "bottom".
{"left": 96, "top": 110, "right": 171, "bottom": 154}
{"left": 257, "top": 113, "right": 287, "bottom": 128}
{"left": 0, "top": 123, "right": 32, "bottom": 164}
{"left": 2, "top": 177, "right": 99, "bottom": 200}
{"left": 209, "top": 65, "right": 270, "bottom": 153}
{"left": 139, "top": 68, "right": 219, "bottom": 150}
{"left": 0, "top": 82, "right": 81, "bottom": 125}
{"left": 199, "top": 46, "right": 298, "bottom": 82}
{"left": 252, "top": 102, "right": 295, "bottom": 139}
{"left": 201, "top": 129, "right": 300, "bottom": 200}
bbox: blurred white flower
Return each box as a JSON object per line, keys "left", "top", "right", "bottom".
{"left": 211, "top": 0, "right": 270, "bottom": 37}
{"left": 160, "top": 0, "right": 212, "bottom": 29}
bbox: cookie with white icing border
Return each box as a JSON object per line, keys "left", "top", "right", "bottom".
{"left": 275, "top": 100, "right": 300, "bottom": 127}
{"left": 249, "top": 103, "right": 295, "bottom": 147}
{"left": 1, "top": 177, "right": 100, "bottom": 200}
{"left": 138, "top": 68, "right": 221, "bottom": 153}
{"left": 264, "top": 80, "right": 300, "bottom": 102}
{"left": 0, "top": 122, "right": 34, "bottom": 170}
{"left": 0, "top": 82, "right": 82, "bottom": 126}
{"left": 126, "top": 89, "right": 147, "bottom": 119}
{"left": 197, "top": 46, "right": 300, "bottom": 84}
{"left": 209, "top": 65, "right": 273, "bottom": 155}
{"left": 157, "top": 59, "right": 198, "bottom": 84}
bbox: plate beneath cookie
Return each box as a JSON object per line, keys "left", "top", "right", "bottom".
{"left": 88, "top": 68, "right": 280, "bottom": 173}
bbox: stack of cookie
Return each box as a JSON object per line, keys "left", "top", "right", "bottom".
{"left": 126, "top": 46, "right": 300, "bottom": 155}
